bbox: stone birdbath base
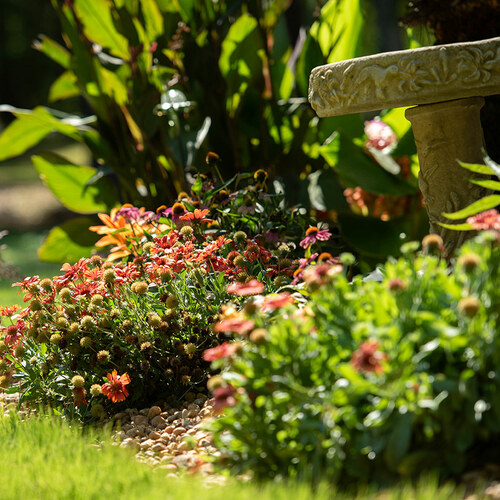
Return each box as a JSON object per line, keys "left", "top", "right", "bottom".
{"left": 308, "top": 37, "right": 500, "bottom": 257}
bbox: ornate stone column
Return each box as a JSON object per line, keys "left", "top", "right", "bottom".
{"left": 405, "top": 98, "right": 487, "bottom": 256}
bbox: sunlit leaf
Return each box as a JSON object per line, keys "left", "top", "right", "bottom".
{"left": 442, "top": 195, "right": 500, "bottom": 220}
{"left": 34, "top": 35, "right": 71, "bottom": 69}
{"left": 74, "top": 0, "right": 130, "bottom": 59}
{"left": 38, "top": 217, "right": 99, "bottom": 263}
{"left": 48, "top": 71, "right": 80, "bottom": 102}
{"left": 32, "top": 153, "right": 118, "bottom": 214}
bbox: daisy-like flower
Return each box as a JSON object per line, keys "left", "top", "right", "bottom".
{"left": 180, "top": 209, "right": 213, "bottom": 224}
{"left": 466, "top": 209, "right": 500, "bottom": 231}
{"left": 261, "top": 292, "right": 295, "bottom": 312}
{"left": 299, "top": 226, "right": 332, "bottom": 249}
{"left": 0, "top": 305, "right": 21, "bottom": 317}
{"left": 226, "top": 279, "right": 264, "bottom": 296}
{"left": 203, "top": 342, "right": 238, "bottom": 362}
{"left": 214, "top": 318, "right": 255, "bottom": 335}
{"left": 350, "top": 340, "right": 387, "bottom": 375}
{"left": 101, "top": 369, "right": 131, "bottom": 403}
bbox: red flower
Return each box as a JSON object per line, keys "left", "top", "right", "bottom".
{"left": 213, "top": 385, "right": 238, "bottom": 413}
{"left": 203, "top": 342, "right": 238, "bottom": 362}
{"left": 261, "top": 292, "right": 295, "bottom": 311}
{"left": 467, "top": 209, "right": 500, "bottom": 231}
{"left": 101, "top": 370, "right": 131, "bottom": 403}
{"left": 364, "top": 119, "right": 397, "bottom": 152}
{"left": 299, "top": 226, "right": 332, "bottom": 249}
{"left": 180, "top": 209, "right": 213, "bottom": 224}
{"left": 72, "top": 387, "right": 87, "bottom": 406}
{"left": 350, "top": 341, "right": 387, "bottom": 375}
{"left": 226, "top": 279, "right": 264, "bottom": 296}
{"left": 0, "top": 305, "right": 21, "bottom": 317}
{"left": 214, "top": 318, "right": 255, "bottom": 335}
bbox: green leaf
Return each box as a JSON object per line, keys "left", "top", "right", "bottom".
{"left": 38, "top": 217, "right": 98, "bottom": 263}
{"left": 32, "top": 153, "right": 118, "bottom": 214}
{"left": 442, "top": 195, "right": 500, "bottom": 220}
{"left": 310, "top": 0, "right": 365, "bottom": 63}
{"left": 384, "top": 413, "right": 413, "bottom": 472}
{"left": 97, "top": 66, "right": 129, "bottom": 105}
{"left": 34, "top": 35, "right": 71, "bottom": 69}
{"left": 141, "top": 0, "right": 164, "bottom": 41}
{"left": 338, "top": 213, "right": 409, "bottom": 258}
{"left": 48, "top": 71, "right": 80, "bottom": 102}
{"left": 73, "top": 0, "right": 130, "bottom": 59}
{"left": 219, "top": 14, "right": 264, "bottom": 116}
{"left": 457, "top": 160, "right": 496, "bottom": 175}
{"left": 295, "top": 34, "right": 324, "bottom": 97}
{"left": 0, "top": 116, "right": 53, "bottom": 162}
{"left": 0, "top": 107, "right": 80, "bottom": 162}
{"left": 438, "top": 222, "right": 475, "bottom": 231}
{"left": 322, "top": 135, "right": 416, "bottom": 195}
{"left": 470, "top": 178, "right": 500, "bottom": 191}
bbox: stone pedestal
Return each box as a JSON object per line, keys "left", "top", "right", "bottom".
{"left": 405, "top": 97, "right": 488, "bottom": 257}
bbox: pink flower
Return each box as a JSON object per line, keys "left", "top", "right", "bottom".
{"left": 466, "top": 209, "right": 500, "bottom": 231}
{"left": 203, "top": 342, "right": 238, "bottom": 362}
{"left": 364, "top": 119, "right": 397, "bottom": 152}
{"left": 261, "top": 292, "right": 294, "bottom": 311}
{"left": 226, "top": 279, "right": 265, "bottom": 296}
{"left": 350, "top": 341, "right": 387, "bottom": 375}
{"left": 214, "top": 318, "right": 255, "bottom": 335}
{"left": 299, "top": 227, "right": 331, "bottom": 249}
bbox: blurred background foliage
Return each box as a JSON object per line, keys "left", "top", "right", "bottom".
{"left": 2, "top": 0, "right": 495, "bottom": 302}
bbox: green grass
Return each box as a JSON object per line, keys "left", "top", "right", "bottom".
{"left": 0, "top": 411, "right": 479, "bottom": 500}
{"left": 0, "top": 231, "right": 62, "bottom": 306}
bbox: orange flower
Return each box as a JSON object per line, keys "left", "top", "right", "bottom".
{"left": 101, "top": 369, "right": 131, "bottom": 403}
{"left": 180, "top": 209, "right": 213, "bottom": 224}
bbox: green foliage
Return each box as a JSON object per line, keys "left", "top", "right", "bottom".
{"left": 208, "top": 232, "right": 500, "bottom": 483}
{"left": 0, "top": 0, "right": 426, "bottom": 264}
{"left": 441, "top": 155, "right": 500, "bottom": 231}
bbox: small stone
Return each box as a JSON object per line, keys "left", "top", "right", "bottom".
{"left": 163, "top": 425, "right": 175, "bottom": 434}
{"left": 485, "top": 483, "right": 500, "bottom": 500}
{"left": 113, "top": 412, "right": 127, "bottom": 420}
{"left": 172, "top": 426, "right": 186, "bottom": 437}
{"left": 139, "top": 439, "right": 155, "bottom": 451}
{"left": 148, "top": 405, "right": 162, "bottom": 420}
{"left": 172, "top": 454, "right": 190, "bottom": 468}
{"left": 150, "top": 415, "right": 167, "bottom": 428}
{"left": 132, "top": 415, "right": 149, "bottom": 426}
{"left": 149, "top": 431, "right": 162, "bottom": 440}
{"left": 151, "top": 442, "right": 167, "bottom": 453}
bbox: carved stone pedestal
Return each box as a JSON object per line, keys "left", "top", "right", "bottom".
{"left": 405, "top": 97, "right": 487, "bottom": 257}
{"left": 308, "top": 36, "right": 500, "bottom": 256}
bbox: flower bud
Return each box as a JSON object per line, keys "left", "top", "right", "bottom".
{"left": 71, "top": 375, "right": 85, "bottom": 388}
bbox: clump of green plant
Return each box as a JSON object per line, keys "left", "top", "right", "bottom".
{"left": 0, "top": 170, "right": 329, "bottom": 420}
{"left": 206, "top": 230, "right": 500, "bottom": 484}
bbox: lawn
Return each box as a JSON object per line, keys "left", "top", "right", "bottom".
{"left": 0, "top": 410, "right": 474, "bottom": 500}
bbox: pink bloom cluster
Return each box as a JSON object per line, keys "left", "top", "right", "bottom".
{"left": 467, "top": 209, "right": 500, "bottom": 231}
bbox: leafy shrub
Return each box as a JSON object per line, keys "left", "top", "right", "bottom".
{"left": 207, "top": 231, "right": 500, "bottom": 484}
{"left": 0, "top": 170, "right": 331, "bottom": 420}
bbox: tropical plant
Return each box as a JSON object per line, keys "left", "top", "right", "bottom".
{"left": 0, "top": 0, "right": 427, "bottom": 264}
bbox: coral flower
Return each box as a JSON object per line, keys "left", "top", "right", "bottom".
{"left": 214, "top": 318, "right": 255, "bottom": 335}
{"left": 203, "top": 342, "right": 238, "bottom": 362}
{"left": 466, "top": 209, "right": 500, "bottom": 231}
{"left": 72, "top": 387, "right": 87, "bottom": 406}
{"left": 101, "top": 369, "right": 131, "bottom": 403}
{"left": 180, "top": 209, "right": 213, "bottom": 224}
{"left": 350, "top": 341, "right": 387, "bottom": 375}
{"left": 226, "top": 279, "right": 264, "bottom": 296}
{"left": 364, "top": 119, "right": 397, "bottom": 152}
{"left": 261, "top": 292, "right": 295, "bottom": 311}
{"left": 299, "top": 226, "right": 332, "bottom": 249}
